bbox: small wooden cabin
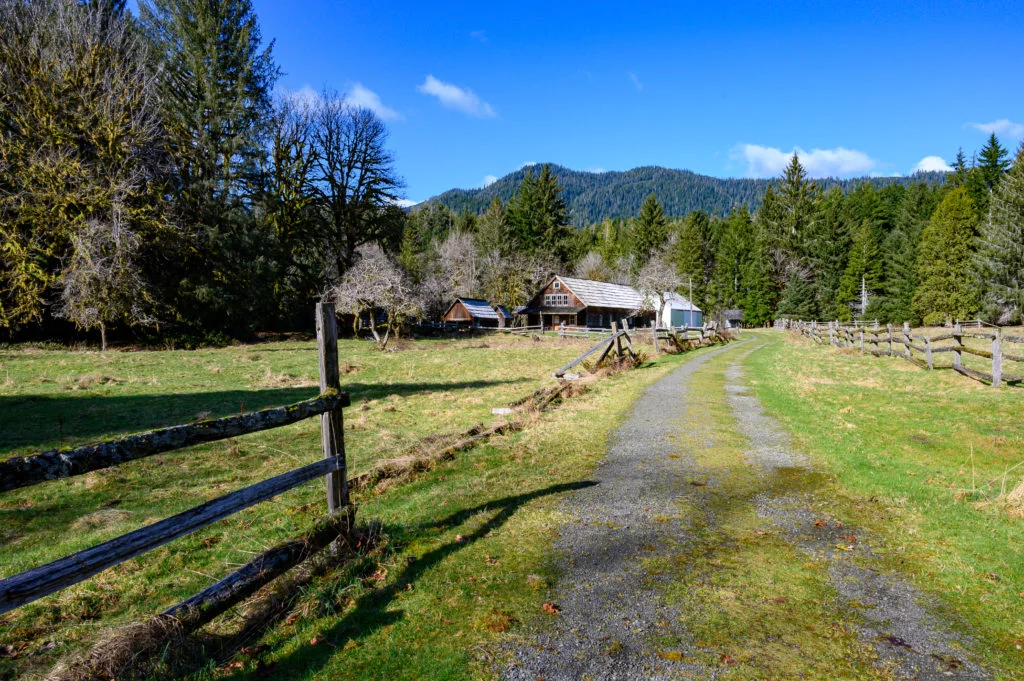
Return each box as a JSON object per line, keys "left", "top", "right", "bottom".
{"left": 723, "top": 309, "right": 744, "bottom": 329}
{"left": 441, "top": 298, "right": 511, "bottom": 328}
{"left": 522, "top": 276, "right": 651, "bottom": 329}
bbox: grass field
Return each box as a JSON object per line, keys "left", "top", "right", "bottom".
{"left": 746, "top": 332, "right": 1024, "bottom": 677}
{"left": 0, "top": 333, "right": 699, "bottom": 680}
{"left": 3, "top": 329, "right": 1022, "bottom": 679}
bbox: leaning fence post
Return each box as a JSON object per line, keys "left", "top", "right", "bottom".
{"left": 316, "top": 303, "right": 347, "bottom": 512}
{"left": 953, "top": 323, "right": 963, "bottom": 370}
{"left": 651, "top": 320, "right": 660, "bottom": 354}
{"left": 992, "top": 328, "right": 1002, "bottom": 388}
{"left": 925, "top": 336, "right": 933, "bottom": 370}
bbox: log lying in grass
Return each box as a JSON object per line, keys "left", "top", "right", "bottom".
{"left": 47, "top": 510, "right": 357, "bottom": 681}
{"left": 0, "top": 458, "right": 344, "bottom": 615}
{"left": 0, "top": 392, "right": 350, "bottom": 493}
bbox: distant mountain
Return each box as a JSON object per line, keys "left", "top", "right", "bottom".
{"left": 424, "top": 164, "right": 946, "bottom": 225}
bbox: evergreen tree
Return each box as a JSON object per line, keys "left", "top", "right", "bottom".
{"left": 870, "top": 182, "right": 939, "bottom": 325}
{"left": 475, "top": 197, "right": 510, "bottom": 255}
{"left": 671, "top": 211, "right": 713, "bottom": 310}
{"left": 710, "top": 208, "right": 755, "bottom": 312}
{"left": 630, "top": 193, "right": 668, "bottom": 267}
{"left": 776, "top": 271, "right": 817, "bottom": 320}
{"left": 806, "top": 187, "right": 853, "bottom": 319}
{"left": 506, "top": 164, "right": 571, "bottom": 260}
{"left": 947, "top": 149, "right": 970, "bottom": 189}
{"left": 977, "top": 133, "right": 1010, "bottom": 192}
{"left": 837, "top": 220, "right": 883, "bottom": 320}
{"left": 913, "top": 188, "right": 980, "bottom": 324}
{"left": 975, "top": 143, "right": 1024, "bottom": 323}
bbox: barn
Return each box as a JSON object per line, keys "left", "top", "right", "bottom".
{"left": 441, "top": 298, "right": 512, "bottom": 328}
{"left": 723, "top": 309, "right": 744, "bottom": 329}
{"left": 521, "top": 276, "right": 652, "bottom": 329}
{"left": 662, "top": 292, "right": 703, "bottom": 328}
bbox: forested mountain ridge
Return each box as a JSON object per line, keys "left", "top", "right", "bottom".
{"left": 426, "top": 164, "right": 947, "bottom": 224}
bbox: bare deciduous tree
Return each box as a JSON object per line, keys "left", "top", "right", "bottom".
{"left": 330, "top": 246, "right": 421, "bottom": 350}
{"left": 635, "top": 254, "right": 682, "bottom": 328}
{"left": 55, "top": 219, "right": 155, "bottom": 350}
{"left": 438, "top": 230, "right": 480, "bottom": 298}
{"left": 574, "top": 251, "right": 611, "bottom": 281}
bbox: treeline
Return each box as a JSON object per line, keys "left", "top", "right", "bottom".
{"left": 428, "top": 164, "right": 948, "bottom": 225}
{"left": 1, "top": 0, "right": 405, "bottom": 346}
{"left": 410, "top": 136, "right": 1024, "bottom": 329}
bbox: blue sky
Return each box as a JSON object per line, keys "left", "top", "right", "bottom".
{"left": 195, "top": 1, "right": 1024, "bottom": 202}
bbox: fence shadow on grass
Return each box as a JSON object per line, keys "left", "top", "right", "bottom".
{"left": 225, "top": 480, "right": 599, "bottom": 681}
{"left": 0, "top": 379, "right": 530, "bottom": 459}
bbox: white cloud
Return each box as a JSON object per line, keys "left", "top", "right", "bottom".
{"left": 628, "top": 72, "right": 643, "bottom": 92}
{"left": 470, "top": 30, "right": 487, "bottom": 42}
{"left": 347, "top": 82, "right": 402, "bottom": 121}
{"left": 586, "top": 167, "right": 607, "bottom": 173}
{"left": 482, "top": 175, "right": 498, "bottom": 187}
{"left": 733, "top": 144, "right": 877, "bottom": 178}
{"left": 416, "top": 75, "right": 496, "bottom": 118}
{"left": 913, "top": 155, "right": 953, "bottom": 173}
{"left": 520, "top": 161, "right": 537, "bottom": 168}
{"left": 967, "top": 119, "right": 1024, "bottom": 138}
{"left": 392, "top": 198, "right": 418, "bottom": 208}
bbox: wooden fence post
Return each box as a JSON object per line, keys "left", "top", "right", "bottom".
{"left": 316, "top": 303, "right": 347, "bottom": 512}
{"left": 902, "top": 322, "right": 911, "bottom": 360}
{"left": 925, "top": 336, "right": 933, "bottom": 370}
{"left": 611, "top": 321, "right": 622, "bottom": 359}
{"left": 859, "top": 329, "right": 864, "bottom": 351}
{"left": 992, "top": 328, "right": 1002, "bottom": 387}
{"left": 651, "top": 320, "right": 659, "bottom": 354}
{"left": 829, "top": 322, "right": 835, "bottom": 346}
{"left": 886, "top": 324, "right": 893, "bottom": 355}
{"left": 953, "top": 323, "right": 963, "bottom": 370}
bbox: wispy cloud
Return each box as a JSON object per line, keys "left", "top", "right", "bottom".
{"left": 732, "top": 144, "right": 877, "bottom": 178}
{"left": 416, "top": 75, "right": 496, "bottom": 118}
{"left": 470, "top": 30, "right": 487, "bottom": 42}
{"left": 628, "top": 72, "right": 643, "bottom": 92}
{"left": 520, "top": 161, "right": 537, "bottom": 168}
{"left": 966, "top": 119, "right": 1024, "bottom": 138}
{"left": 391, "top": 198, "right": 418, "bottom": 208}
{"left": 347, "top": 82, "right": 402, "bottom": 121}
{"left": 482, "top": 175, "right": 498, "bottom": 187}
{"left": 280, "top": 85, "right": 321, "bottom": 109}
{"left": 913, "top": 155, "right": 953, "bottom": 173}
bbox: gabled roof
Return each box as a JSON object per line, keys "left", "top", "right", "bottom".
{"left": 555, "top": 276, "right": 645, "bottom": 310}
{"left": 447, "top": 298, "right": 501, "bottom": 320}
{"left": 663, "top": 291, "right": 702, "bottom": 313}
{"left": 494, "top": 305, "right": 512, "bottom": 319}
{"left": 724, "top": 309, "right": 743, "bottom": 321}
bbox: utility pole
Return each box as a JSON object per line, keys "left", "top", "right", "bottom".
{"left": 689, "top": 277, "right": 693, "bottom": 327}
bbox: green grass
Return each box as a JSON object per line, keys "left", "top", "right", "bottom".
{"left": 0, "top": 334, "right": 704, "bottom": 680}
{"left": 745, "top": 331, "right": 1024, "bottom": 677}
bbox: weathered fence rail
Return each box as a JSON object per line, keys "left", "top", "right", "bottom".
{"left": 0, "top": 303, "right": 352, "bottom": 618}
{"left": 783, "top": 318, "right": 1024, "bottom": 388}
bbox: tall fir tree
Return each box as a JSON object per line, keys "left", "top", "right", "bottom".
{"left": 475, "top": 197, "right": 510, "bottom": 255}
{"left": 806, "top": 187, "right": 853, "bottom": 320}
{"left": 630, "top": 193, "right": 668, "bottom": 267}
{"left": 836, "top": 220, "right": 883, "bottom": 320}
{"left": 975, "top": 142, "right": 1024, "bottom": 323}
{"left": 506, "top": 164, "right": 571, "bottom": 260}
{"left": 671, "top": 211, "right": 712, "bottom": 309}
{"left": 912, "top": 188, "right": 980, "bottom": 324}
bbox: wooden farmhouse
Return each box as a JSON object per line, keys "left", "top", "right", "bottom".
{"left": 522, "top": 276, "right": 653, "bottom": 329}
{"left": 441, "top": 298, "right": 512, "bottom": 328}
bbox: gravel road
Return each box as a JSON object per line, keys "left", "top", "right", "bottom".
{"left": 502, "top": 340, "right": 991, "bottom": 681}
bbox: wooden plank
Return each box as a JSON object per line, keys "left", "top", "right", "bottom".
{"left": 929, "top": 333, "right": 955, "bottom": 342}
{"left": 0, "top": 458, "right": 342, "bottom": 615}
{"left": 0, "top": 392, "right": 349, "bottom": 494}
{"left": 1002, "top": 334, "right": 1024, "bottom": 344}
{"left": 953, "top": 364, "right": 992, "bottom": 384}
{"left": 553, "top": 335, "right": 617, "bottom": 377}
{"left": 165, "top": 510, "right": 353, "bottom": 628}
{"left": 1002, "top": 351, "right": 1024, "bottom": 363}
{"left": 961, "top": 332, "right": 996, "bottom": 340}
{"left": 317, "top": 303, "right": 347, "bottom": 512}
{"left": 960, "top": 346, "right": 993, "bottom": 359}
{"left": 930, "top": 346, "right": 956, "bottom": 353}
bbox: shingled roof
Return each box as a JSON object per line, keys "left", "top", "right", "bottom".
{"left": 445, "top": 298, "right": 501, "bottom": 320}
{"left": 555, "top": 276, "right": 646, "bottom": 310}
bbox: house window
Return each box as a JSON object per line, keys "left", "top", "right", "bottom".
{"left": 553, "top": 281, "right": 561, "bottom": 290}
{"left": 544, "top": 294, "right": 569, "bottom": 307}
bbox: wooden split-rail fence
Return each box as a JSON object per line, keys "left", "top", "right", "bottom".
{"left": 553, "top": 319, "right": 726, "bottom": 378}
{"left": 0, "top": 303, "right": 353, "bottom": 630}
{"left": 785, "top": 319, "right": 1024, "bottom": 388}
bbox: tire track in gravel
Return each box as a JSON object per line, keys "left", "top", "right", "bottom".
{"left": 503, "top": 342, "right": 748, "bottom": 681}
{"left": 725, "top": 346, "right": 990, "bottom": 681}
